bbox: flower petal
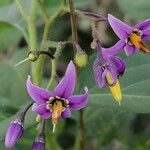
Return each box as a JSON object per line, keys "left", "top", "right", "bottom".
{"left": 134, "top": 19, "right": 150, "bottom": 30}
{"left": 54, "top": 61, "right": 76, "bottom": 98}
{"left": 108, "top": 14, "right": 132, "bottom": 39}
{"left": 124, "top": 44, "right": 138, "bottom": 56}
{"left": 93, "top": 59, "right": 106, "bottom": 88}
{"left": 102, "top": 40, "right": 125, "bottom": 56}
{"left": 108, "top": 56, "right": 126, "bottom": 76}
{"left": 26, "top": 76, "right": 53, "bottom": 104}
{"left": 68, "top": 87, "right": 89, "bottom": 110}
{"left": 61, "top": 108, "right": 71, "bottom": 118}
{"left": 32, "top": 103, "right": 52, "bottom": 119}
{"left": 142, "top": 29, "right": 150, "bottom": 40}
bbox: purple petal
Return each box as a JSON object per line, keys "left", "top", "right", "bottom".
{"left": 68, "top": 87, "right": 89, "bottom": 110}
{"left": 142, "top": 29, "right": 150, "bottom": 40}
{"left": 32, "top": 141, "right": 45, "bottom": 150}
{"left": 102, "top": 40, "right": 125, "bottom": 56}
{"left": 54, "top": 61, "right": 76, "bottom": 98}
{"left": 108, "top": 14, "right": 132, "bottom": 39}
{"left": 32, "top": 103, "right": 52, "bottom": 119}
{"left": 108, "top": 56, "right": 126, "bottom": 76}
{"left": 134, "top": 19, "right": 150, "bottom": 30}
{"left": 124, "top": 44, "right": 138, "bottom": 56}
{"left": 61, "top": 108, "right": 71, "bottom": 118}
{"left": 93, "top": 59, "right": 106, "bottom": 88}
{"left": 26, "top": 76, "right": 53, "bottom": 104}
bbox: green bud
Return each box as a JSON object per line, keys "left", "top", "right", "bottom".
{"left": 28, "top": 51, "right": 39, "bottom": 62}
{"left": 74, "top": 51, "right": 88, "bottom": 68}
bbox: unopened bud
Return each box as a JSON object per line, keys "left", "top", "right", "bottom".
{"left": 5, "top": 120, "right": 24, "bottom": 148}
{"left": 28, "top": 51, "right": 39, "bottom": 62}
{"left": 74, "top": 51, "right": 88, "bottom": 68}
{"left": 32, "top": 138, "right": 45, "bottom": 150}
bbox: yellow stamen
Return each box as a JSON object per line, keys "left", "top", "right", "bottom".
{"left": 130, "top": 33, "right": 150, "bottom": 53}
{"left": 109, "top": 80, "right": 122, "bottom": 105}
{"left": 52, "top": 100, "right": 63, "bottom": 126}
{"left": 105, "top": 71, "right": 114, "bottom": 86}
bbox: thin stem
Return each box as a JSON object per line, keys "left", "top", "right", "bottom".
{"left": 69, "top": 0, "right": 85, "bottom": 149}
{"left": 18, "top": 102, "right": 34, "bottom": 122}
{"left": 36, "top": 0, "right": 49, "bottom": 21}
{"left": 15, "top": 0, "right": 28, "bottom": 20}
{"left": 79, "top": 109, "right": 85, "bottom": 150}
{"left": 33, "top": 5, "right": 64, "bottom": 85}
{"left": 69, "top": 0, "right": 78, "bottom": 53}
{"left": 38, "top": 119, "right": 46, "bottom": 137}
{"left": 46, "top": 44, "right": 62, "bottom": 90}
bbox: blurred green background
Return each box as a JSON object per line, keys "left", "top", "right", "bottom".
{"left": 0, "top": 0, "right": 150, "bottom": 149}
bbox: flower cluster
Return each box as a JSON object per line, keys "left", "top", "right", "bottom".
{"left": 93, "top": 14, "right": 150, "bottom": 104}
{"left": 4, "top": 13, "right": 150, "bottom": 150}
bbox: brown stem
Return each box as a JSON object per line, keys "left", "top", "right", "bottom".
{"left": 69, "top": 0, "right": 78, "bottom": 53}
{"left": 79, "top": 109, "right": 84, "bottom": 150}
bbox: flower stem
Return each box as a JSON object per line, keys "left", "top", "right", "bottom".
{"left": 79, "top": 109, "right": 85, "bottom": 150}
{"left": 68, "top": 0, "right": 85, "bottom": 149}
{"left": 46, "top": 44, "right": 62, "bottom": 90}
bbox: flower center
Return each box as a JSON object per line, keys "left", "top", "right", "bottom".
{"left": 46, "top": 96, "right": 69, "bottom": 128}
{"left": 105, "top": 71, "right": 114, "bottom": 86}
{"left": 127, "top": 29, "right": 149, "bottom": 53}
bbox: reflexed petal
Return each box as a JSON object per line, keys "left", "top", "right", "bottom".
{"left": 26, "top": 76, "right": 53, "bottom": 104}
{"left": 124, "top": 44, "right": 138, "bottom": 56}
{"left": 102, "top": 40, "right": 125, "bottom": 56}
{"left": 61, "top": 108, "right": 71, "bottom": 118}
{"left": 68, "top": 87, "right": 89, "bottom": 110}
{"left": 142, "top": 29, "right": 150, "bottom": 40}
{"left": 134, "top": 19, "right": 150, "bottom": 30}
{"left": 109, "top": 56, "right": 126, "bottom": 76}
{"left": 54, "top": 61, "right": 76, "bottom": 98}
{"left": 93, "top": 59, "right": 106, "bottom": 88}
{"left": 32, "top": 103, "right": 52, "bottom": 119}
{"left": 108, "top": 14, "right": 132, "bottom": 39}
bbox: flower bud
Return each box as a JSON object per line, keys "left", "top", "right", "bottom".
{"left": 74, "top": 51, "right": 88, "bottom": 68}
{"left": 5, "top": 120, "right": 24, "bottom": 148}
{"left": 32, "top": 138, "right": 45, "bottom": 150}
{"left": 28, "top": 51, "right": 39, "bottom": 62}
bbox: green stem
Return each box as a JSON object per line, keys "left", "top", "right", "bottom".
{"left": 45, "top": 122, "right": 60, "bottom": 150}
{"left": 15, "top": 0, "right": 28, "bottom": 20}
{"left": 46, "top": 44, "right": 62, "bottom": 90}
{"left": 27, "top": 0, "right": 38, "bottom": 84}
{"left": 33, "top": 5, "right": 64, "bottom": 85}
{"left": 36, "top": 0, "right": 49, "bottom": 21}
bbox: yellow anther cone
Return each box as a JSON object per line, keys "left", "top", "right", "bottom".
{"left": 130, "top": 33, "right": 150, "bottom": 53}
{"left": 52, "top": 101, "right": 63, "bottom": 132}
{"left": 109, "top": 80, "right": 122, "bottom": 105}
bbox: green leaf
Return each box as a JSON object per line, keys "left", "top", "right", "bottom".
{"left": 0, "top": 22, "right": 22, "bottom": 52}
{"left": 117, "top": 0, "right": 150, "bottom": 21}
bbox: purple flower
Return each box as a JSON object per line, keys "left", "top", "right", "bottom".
{"left": 5, "top": 119, "right": 24, "bottom": 148}
{"left": 26, "top": 61, "right": 89, "bottom": 129}
{"left": 93, "top": 41, "right": 125, "bottom": 104}
{"left": 106, "top": 14, "right": 150, "bottom": 56}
